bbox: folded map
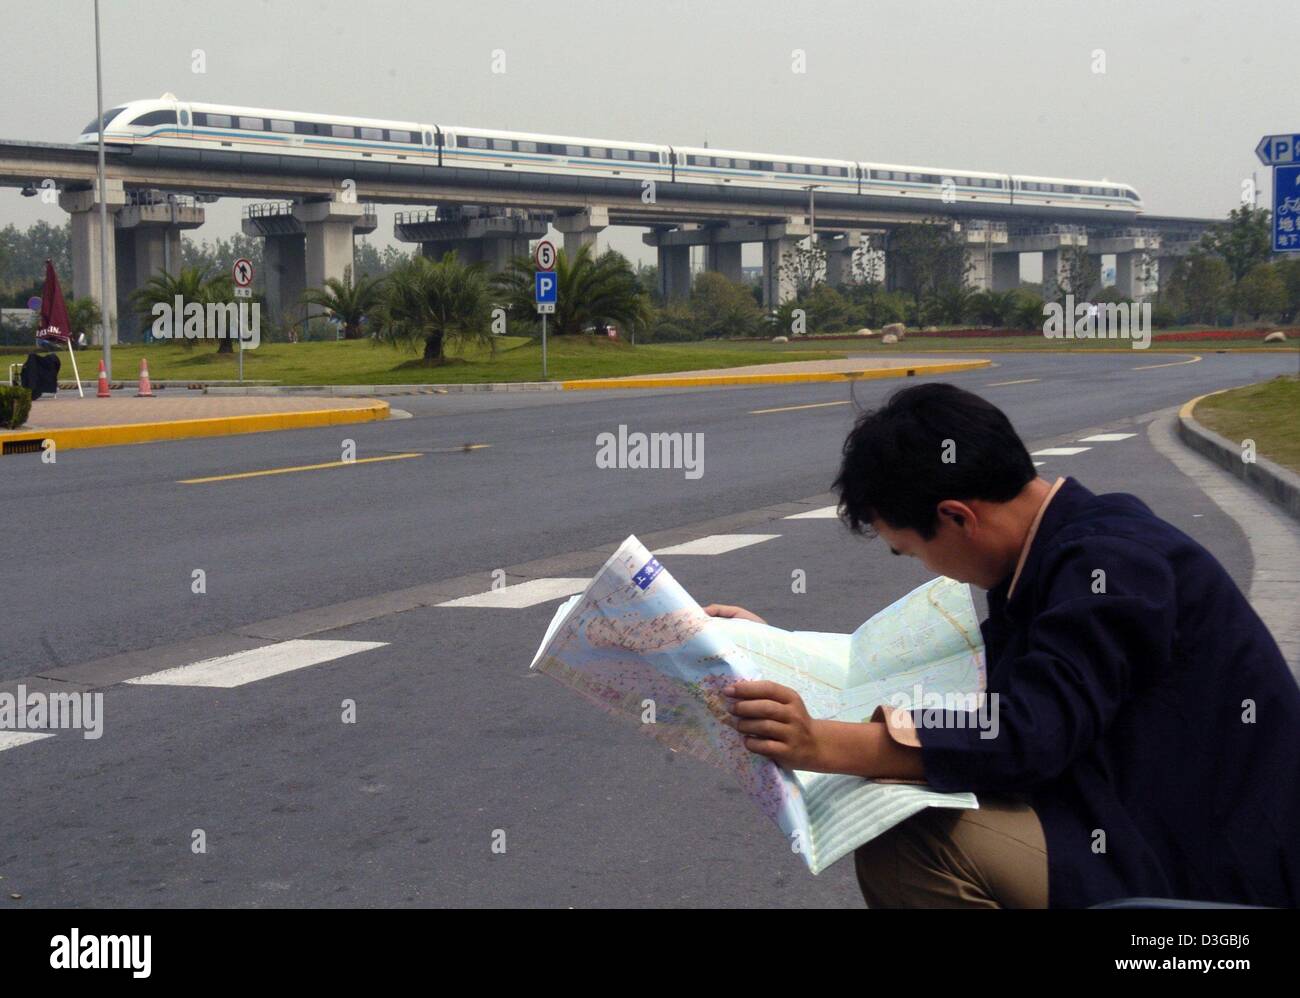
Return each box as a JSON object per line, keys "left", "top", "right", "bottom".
{"left": 529, "top": 534, "right": 985, "bottom": 874}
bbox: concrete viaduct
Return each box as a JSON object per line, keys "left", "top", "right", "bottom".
{"left": 1, "top": 138, "right": 1215, "bottom": 343}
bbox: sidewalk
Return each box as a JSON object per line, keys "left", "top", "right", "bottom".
{"left": 0, "top": 394, "right": 389, "bottom": 454}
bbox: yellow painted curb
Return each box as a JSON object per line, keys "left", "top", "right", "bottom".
{"left": 560, "top": 358, "right": 992, "bottom": 391}
{"left": 1179, "top": 387, "right": 1233, "bottom": 421}
{"left": 0, "top": 400, "right": 390, "bottom": 453}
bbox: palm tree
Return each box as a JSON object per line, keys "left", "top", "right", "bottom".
{"left": 374, "top": 251, "right": 493, "bottom": 363}
{"left": 494, "top": 245, "right": 649, "bottom": 338}
{"left": 65, "top": 296, "right": 101, "bottom": 344}
{"left": 300, "top": 266, "right": 386, "bottom": 339}
{"left": 968, "top": 289, "right": 1021, "bottom": 328}
{"left": 130, "top": 266, "right": 237, "bottom": 351}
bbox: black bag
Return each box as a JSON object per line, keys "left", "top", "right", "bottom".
{"left": 20, "top": 352, "right": 60, "bottom": 400}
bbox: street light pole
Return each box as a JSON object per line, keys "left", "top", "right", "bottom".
{"left": 93, "top": 0, "right": 111, "bottom": 378}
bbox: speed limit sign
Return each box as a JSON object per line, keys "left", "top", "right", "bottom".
{"left": 533, "top": 239, "right": 557, "bottom": 271}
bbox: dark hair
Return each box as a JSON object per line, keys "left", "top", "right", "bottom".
{"left": 833, "top": 383, "right": 1036, "bottom": 539}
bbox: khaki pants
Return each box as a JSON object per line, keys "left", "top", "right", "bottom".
{"left": 854, "top": 795, "right": 1049, "bottom": 908}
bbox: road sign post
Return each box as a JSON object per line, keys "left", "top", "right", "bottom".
{"left": 1271, "top": 164, "right": 1300, "bottom": 253}
{"left": 1257, "top": 136, "right": 1300, "bottom": 255}
{"left": 534, "top": 240, "right": 558, "bottom": 378}
{"left": 232, "top": 258, "right": 254, "bottom": 381}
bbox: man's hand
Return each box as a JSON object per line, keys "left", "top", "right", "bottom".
{"left": 723, "top": 680, "right": 822, "bottom": 770}
{"left": 703, "top": 604, "right": 767, "bottom": 625}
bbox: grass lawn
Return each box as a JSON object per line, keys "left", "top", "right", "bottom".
{"left": 1195, "top": 375, "right": 1300, "bottom": 473}
{"left": 3, "top": 336, "right": 849, "bottom": 386}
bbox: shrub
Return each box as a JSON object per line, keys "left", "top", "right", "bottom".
{"left": 0, "top": 385, "right": 32, "bottom": 428}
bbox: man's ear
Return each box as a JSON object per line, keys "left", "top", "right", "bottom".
{"left": 937, "top": 500, "right": 977, "bottom": 533}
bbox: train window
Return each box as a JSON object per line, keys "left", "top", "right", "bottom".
{"left": 424, "top": 131, "right": 434, "bottom": 145}
{"left": 360, "top": 127, "right": 384, "bottom": 141}
{"left": 772, "top": 161, "right": 789, "bottom": 172}
{"left": 465, "top": 136, "right": 489, "bottom": 149}
{"left": 516, "top": 140, "right": 538, "bottom": 153}
{"left": 733, "top": 159, "right": 750, "bottom": 170}
{"left": 388, "top": 129, "right": 411, "bottom": 143}
{"left": 129, "top": 109, "right": 178, "bottom": 126}
{"left": 611, "top": 148, "right": 630, "bottom": 160}
{"left": 564, "top": 144, "right": 583, "bottom": 157}
{"left": 331, "top": 124, "right": 356, "bottom": 138}
{"left": 588, "top": 146, "right": 607, "bottom": 158}
{"left": 179, "top": 110, "right": 190, "bottom": 126}
{"left": 200, "top": 113, "right": 233, "bottom": 128}
{"left": 632, "top": 150, "right": 654, "bottom": 162}
{"left": 239, "top": 116, "right": 264, "bottom": 131}
{"left": 82, "top": 106, "right": 128, "bottom": 133}
{"left": 789, "top": 163, "right": 807, "bottom": 174}
{"left": 491, "top": 137, "right": 513, "bottom": 151}
{"left": 269, "top": 119, "right": 294, "bottom": 133}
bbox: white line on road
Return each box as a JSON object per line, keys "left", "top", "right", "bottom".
{"left": 1132, "top": 355, "right": 1202, "bottom": 371}
{"left": 437, "top": 578, "right": 591, "bottom": 609}
{"left": 653, "top": 534, "right": 780, "bottom": 556}
{"left": 0, "top": 732, "right": 54, "bottom": 753}
{"left": 1032, "top": 447, "right": 1092, "bottom": 456}
{"left": 1079, "top": 432, "right": 1136, "bottom": 442}
{"left": 124, "top": 639, "right": 388, "bottom": 688}
{"left": 784, "top": 506, "right": 840, "bottom": 520}
{"left": 985, "top": 378, "right": 1041, "bottom": 387}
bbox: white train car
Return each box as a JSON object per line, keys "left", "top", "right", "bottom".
{"left": 78, "top": 96, "right": 1143, "bottom": 213}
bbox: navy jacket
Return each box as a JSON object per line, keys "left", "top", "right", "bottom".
{"left": 913, "top": 477, "right": 1300, "bottom": 908}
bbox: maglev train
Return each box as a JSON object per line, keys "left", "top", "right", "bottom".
{"left": 79, "top": 95, "right": 1143, "bottom": 213}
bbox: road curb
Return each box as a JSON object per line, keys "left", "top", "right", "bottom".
{"left": 1177, "top": 390, "right": 1300, "bottom": 522}
{"left": 0, "top": 400, "right": 390, "bottom": 454}
{"left": 560, "top": 358, "right": 991, "bottom": 390}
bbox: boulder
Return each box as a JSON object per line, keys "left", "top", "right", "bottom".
{"left": 1263, "top": 330, "right": 1288, "bottom": 343}
{"left": 923, "top": 325, "right": 939, "bottom": 333}
{"left": 771, "top": 335, "right": 790, "bottom": 344}
{"left": 882, "top": 322, "right": 906, "bottom": 341}
{"left": 856, "top": 327, "right": 876, "bottom": 337}
{"left": 881, "top": 333, "right": 899, "bottom": 345}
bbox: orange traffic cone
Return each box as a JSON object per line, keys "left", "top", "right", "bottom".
{"left": 136, "top": 357, "right": 154, "bottom": 397}
{"left": 96, "top": 359, "right": 111, "bottom": 398}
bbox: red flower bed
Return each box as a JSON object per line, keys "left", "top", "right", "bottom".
{"left": 1152, "top": 329, "right": 1290, "bottom": 342}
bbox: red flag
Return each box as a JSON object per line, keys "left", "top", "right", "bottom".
{"left": 37, "top": 259, "right": 71, "bottom": 345}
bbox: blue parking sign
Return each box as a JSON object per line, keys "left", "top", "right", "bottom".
{"left": 1273, "top": 165, "right": 1300, "bottom": 253}
{"left": 535, "top": 270, "right": 557, "bottom": 304}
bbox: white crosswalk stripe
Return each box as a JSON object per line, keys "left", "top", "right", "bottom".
{"left": 784, "top": 506, "right": 839, "bottom": 520}
{"left": 1032, "top": 447, "right": 1091, "bottom": 456}
{"left": 124, "top": 639, "right": 388, "bottom": 688}
{"left": 437, "top": 577, "right": 591, "bottom": 609}
{"left": 1079, "top": 433, "right": 1136, "bottom": 442}
{"left": 653, "top": 533, "right": 780, "bottom": 556}
{"left": 0, "top": 732, "right": 54, "bottom": 753}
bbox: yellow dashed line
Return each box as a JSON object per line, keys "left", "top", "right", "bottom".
{"left": 180, "top": 452, "right": 423, "bottom": 484}
{"left": 1132, "top": 354, "right": 1202, "bottom": 371}
{"left": 749, "top": 400, "right": 852, "bottom": 415}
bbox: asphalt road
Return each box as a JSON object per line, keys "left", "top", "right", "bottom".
{"left": 0, "top": 349, "right": 1296, "bottom": 907}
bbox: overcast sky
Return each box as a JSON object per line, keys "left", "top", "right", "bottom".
{"left": 2, "top": 0, "right": 1293, "bottom": 266}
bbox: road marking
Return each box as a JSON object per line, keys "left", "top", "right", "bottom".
{"left": 180, "top": 453, "right": 423, "bottom": 484}
{"left": 1031, "top": 447, "right": 1092, "bottom": 456}
{"left": 1132, "top": 355, "right": 1202, "bottom": 371}
{"left": 985, "top": 378, "right": 1040, "bottom": 387}
{"left": 124, "top": 639, "right": 388, "bottom": 688}
{"left": 438, "top": 578, "right": 590, "bottom": 609}
{"left": 1079, "top": 432, "right": 1137, "bottom": 442}
{"left": 1033, "top": 461, "right": 1046, "bottom": 467}
{"left": 785, "top": 506, "right": 839, "bottom": 519}
{"left": 0, "top": 732, "right": 54, "bottom": 753}
{"left": 750, "top": 400, "right": 851, "bottom": 415}
{"left": 654, "top": 533, "right": 780, "bottom": 556}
